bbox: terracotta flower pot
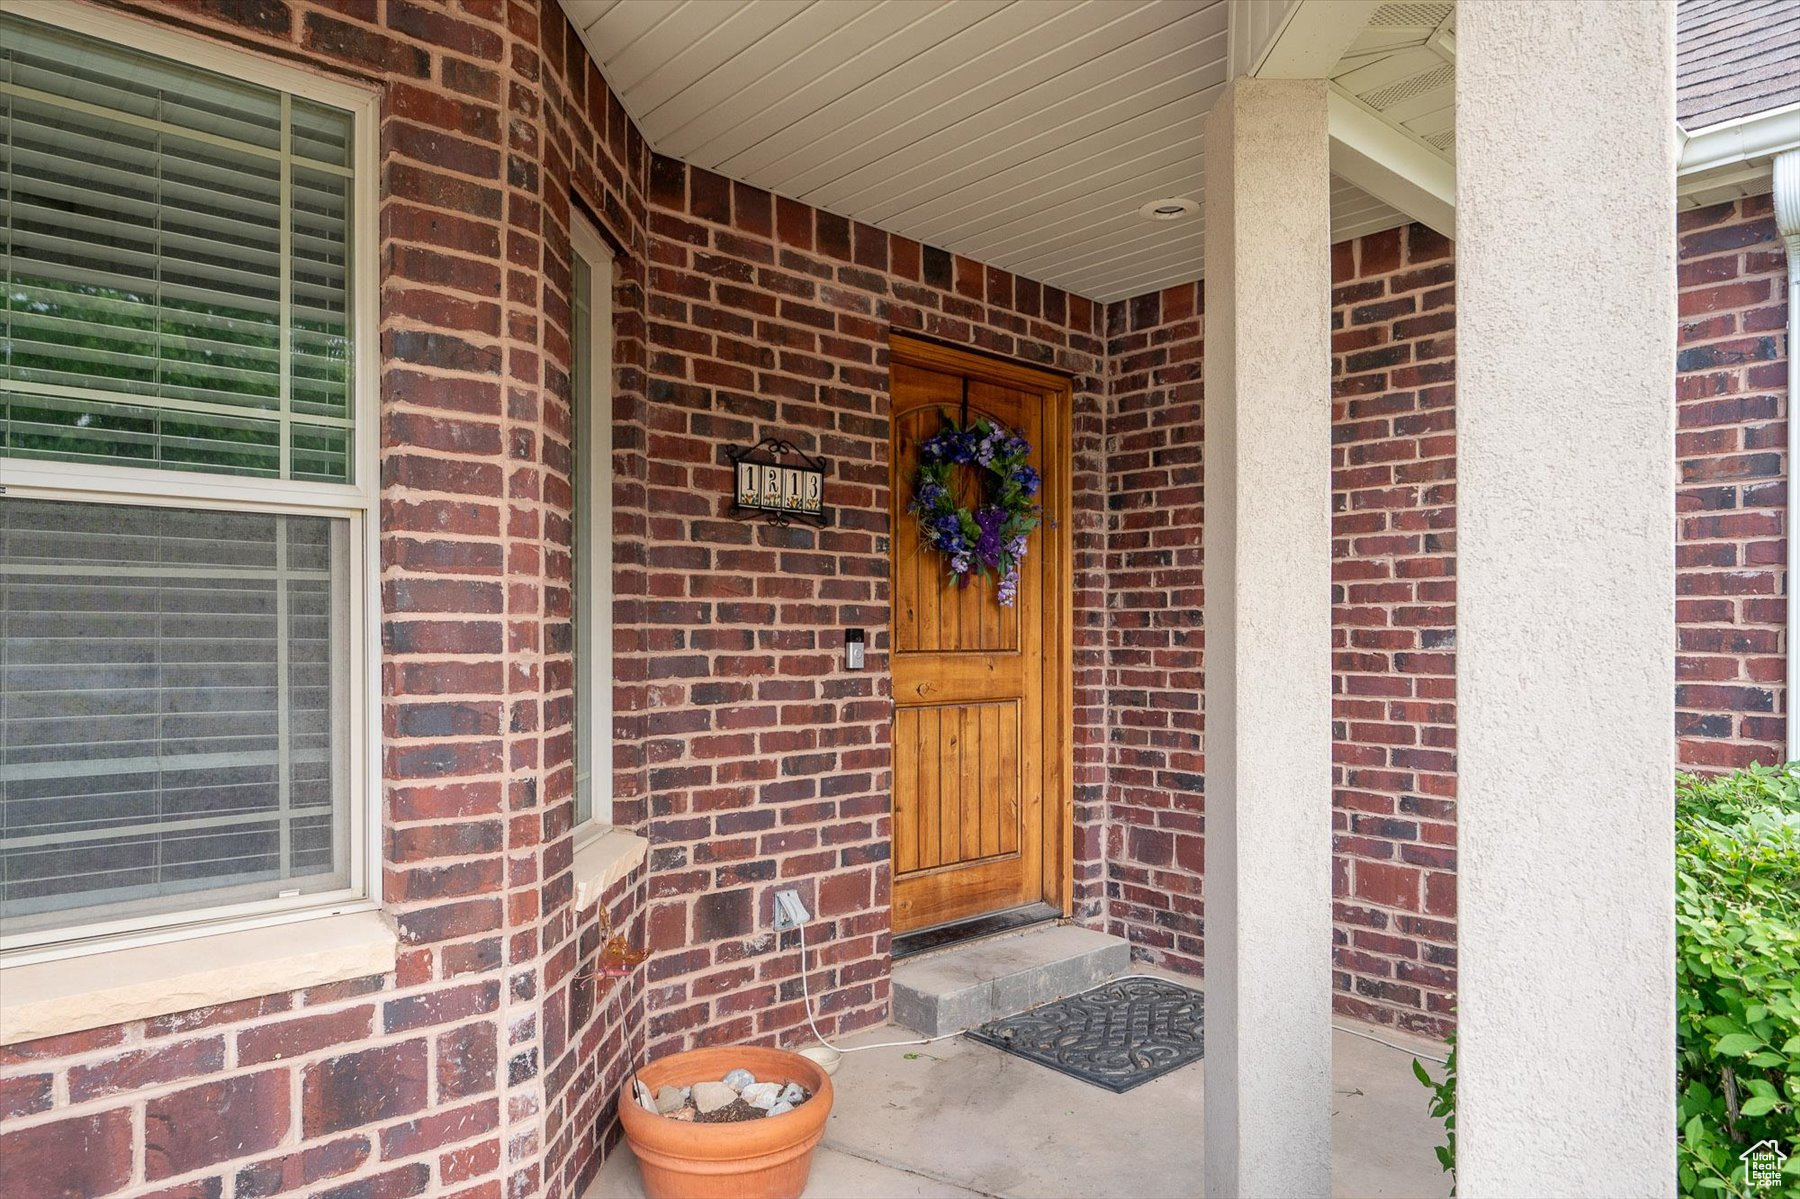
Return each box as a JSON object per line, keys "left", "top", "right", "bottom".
{"left": 617, "top": 1045, "right": 835, "bottom": 1199}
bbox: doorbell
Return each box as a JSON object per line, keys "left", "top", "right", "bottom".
{"left": 844, "top": 628, "right": 866, "bottom": 670}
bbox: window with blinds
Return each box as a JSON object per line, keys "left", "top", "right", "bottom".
{"left": 0, "top": 10, "right": 367, "bottom": 951}
{"left": 1, "top": 11, "right": 354, "bottom": 483}
{"left": 1, "top": 500, "right": 351, "bottom": 936}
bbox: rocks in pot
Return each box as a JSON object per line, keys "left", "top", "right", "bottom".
{"left": 691, "top": 1081, "right": 740, "bottom": 1114}
{"left": 739, "top": 1081, "right": 783, "bottom": 1109}
{"left": 653, "top": 1067, "right": 814, "bottom": 1123}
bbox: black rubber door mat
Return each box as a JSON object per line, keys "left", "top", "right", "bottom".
{"left": 965, "top": 976, "right": 1204, "bottom": 1093}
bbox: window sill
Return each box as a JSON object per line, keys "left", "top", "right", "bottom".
{"left": 0, "top": 910, "right": 398, "bottom": 1046}
{"left": 573, "top": 828, "right": 649, "bottom": 912}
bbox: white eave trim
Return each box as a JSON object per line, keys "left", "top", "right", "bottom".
{"left": 1245, "top": 0, "right": 1385, "bottom": 79}
{"left": 1327, "top": 88, "right": 1457, "bottom": 240}
{"left": 1678, "top": 101, "right": 1800, "bottom": 181}
{"left": 1327, "top": 96, "right": 1800, "bottom": 238}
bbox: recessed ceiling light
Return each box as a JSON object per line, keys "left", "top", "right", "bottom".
{"left": 1139, "top": 197, "right": 1198, "bottom": 221}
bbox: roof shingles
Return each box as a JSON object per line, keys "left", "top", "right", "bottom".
{"left": 1678, "top": 0, "right": 1800, "bottom": 129}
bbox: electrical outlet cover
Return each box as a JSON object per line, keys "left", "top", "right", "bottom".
{"left": 772, "top": 889, "right": 810, "bottom": 930}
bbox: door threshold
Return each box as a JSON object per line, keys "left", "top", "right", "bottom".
{"left": 892, "top": 902, "right": 1061, "bottom": 961}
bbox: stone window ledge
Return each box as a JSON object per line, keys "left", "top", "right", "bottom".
{"left": 573, "top": 828, "right": 649, "bottom": 912}
{"left": 0, "top": 909, "right": 398, "bottom": 1046}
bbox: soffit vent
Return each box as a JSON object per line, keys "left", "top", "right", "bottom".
{"left": 1362, "top": 63, "right": 1454, "bottom": 111}
{"left": 1371, "top": 3, "right": 1453, "bottom": 28}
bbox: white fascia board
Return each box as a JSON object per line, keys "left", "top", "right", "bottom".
{"left": 1246, "top": 0, "right": 1386, "bottom": 78}
{"left": 1229, "top": 0, "right": 1300, "bottom": 78}
{"left": 1678, "top": 101, "right": 1800, "bottom": 184}
{"left": 1328, "top": 88, "right": 1457, "bottom": 239}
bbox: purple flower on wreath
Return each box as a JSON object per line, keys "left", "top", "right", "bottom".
{"left": 924, "top": 427, "right": 975, "bottom": 466}
{"left": 907, "top": 414, "right": 1040, "bottom": 607}
{"left": 974, "top": 506, "right": 1005, "bottom": 568}
{"left": 996, "top": 565, "right": 1019, "bottom": 606}
{"left": 975, "top": 430, "right": 1001, "bottom": 466}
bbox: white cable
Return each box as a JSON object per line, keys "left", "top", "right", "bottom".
{"left": 1332, "top": 1020, "right": 1450, "bottom": 1064}
{"left": 797, "top": 920, "right": 966, "bottom": 1054}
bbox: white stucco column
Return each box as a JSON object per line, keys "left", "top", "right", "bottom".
{"left": 1457, "top": 3, "right": 1677, "bottom": 1196}
{"left": 1201, "top": 77, "right": 1334, "bottom": 1199}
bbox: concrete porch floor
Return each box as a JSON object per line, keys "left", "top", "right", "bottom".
{"left": 589, "top": 1012, "right": 1450, "bottom": 1198}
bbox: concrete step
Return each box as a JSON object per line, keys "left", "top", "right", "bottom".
{"left": 891, "top": 923, "right": 1131, "bottom": 1036}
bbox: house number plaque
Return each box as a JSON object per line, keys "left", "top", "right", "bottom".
{"left": 726, "top": 437, "right": 828, "bottom": 527}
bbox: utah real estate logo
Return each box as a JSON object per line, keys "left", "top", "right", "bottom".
{"left": 1741, "top": 1139, "right": 1791, "bottom": 1191}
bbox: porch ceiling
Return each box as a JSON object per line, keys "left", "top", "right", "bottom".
{"left": 558, "top": 0, "right": 1411, "bottom": 303}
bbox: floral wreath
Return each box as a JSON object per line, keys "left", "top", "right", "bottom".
{"left": 906, "top": 415, "right": 1041, "bottom": 606}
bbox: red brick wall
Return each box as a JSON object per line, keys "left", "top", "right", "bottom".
{"left": 1676, "top": 195, "right": 1791, "bottom": 770}
{"left": 1, "top": 2, "right": 654, "bottom": 1197}
{"left": 1098, "top": 226, "right": 1462, "bottom": 1037}
{"left": 1327, "top": 226, "right": 1458, "bottom": 1036}
{"left": 1101, "top": 282, "right": 1206, "bottom": 973}
{"left": 1101, "top": 202, "right": 1792, "bottom": 1038}
{"left": 634, "top": 155, "right": 1109, "bottom": 1057}
{"left": 1100, "top": 231, "right": 1460, "bottom": 1036}
{"left": 2, "top": 4, "right": 1121, "bottom": 1193}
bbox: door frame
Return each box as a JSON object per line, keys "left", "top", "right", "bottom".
{"left": 887, "top": 333, "right": 1074, "bottom": 926}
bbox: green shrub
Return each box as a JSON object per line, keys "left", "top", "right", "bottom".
{"left": 1677, "top": 764, "right": 1800, "bottom": 1197}
{"left": 1412, "top": 1032, "right": 1456, "bottom": 1195}
{"left": 1413, "top": 766, "right": 1800, "bottom": 1197}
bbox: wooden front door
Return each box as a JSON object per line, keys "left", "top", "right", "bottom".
{"left": 888, "top": 336, "right": 1070, "bottom": 935}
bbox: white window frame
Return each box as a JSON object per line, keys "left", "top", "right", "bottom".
{"left": 570, "top": 211, "right": 615, "bottom": 839}
{"left": 0, "top": 1, "right": 382, "bottom": 965}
